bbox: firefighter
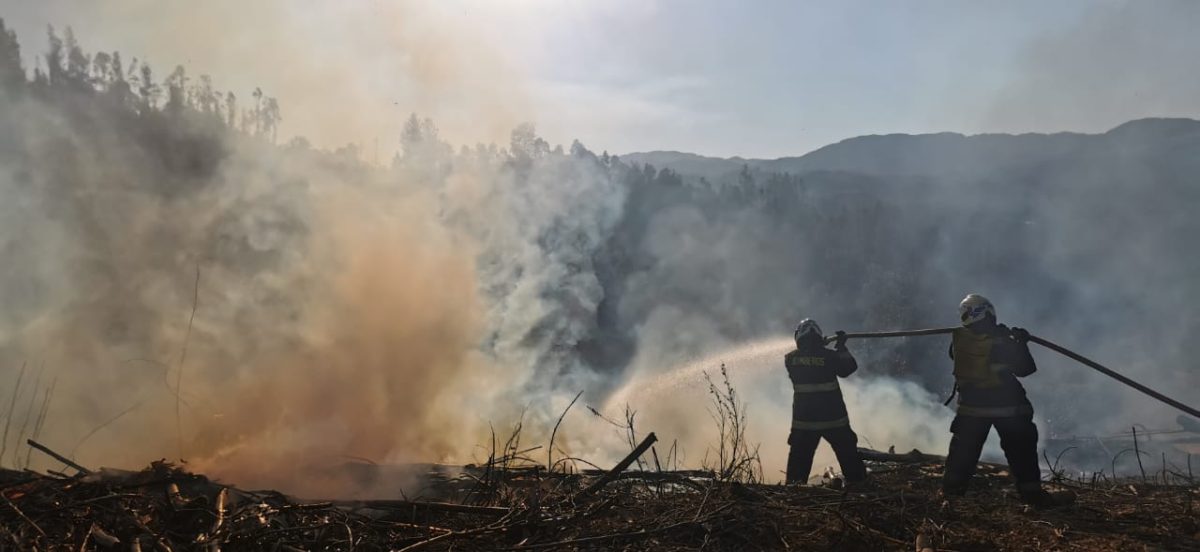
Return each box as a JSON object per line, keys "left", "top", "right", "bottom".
{"left": 785, "top": 318, "right": 867, "bottom": 484}
{"left": 943, "top": 294, "right": 1057, "bottom": 506}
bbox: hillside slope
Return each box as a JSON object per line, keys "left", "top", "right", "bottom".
{"left": 624, "top": 118, "right": 1200, "bottom": 181}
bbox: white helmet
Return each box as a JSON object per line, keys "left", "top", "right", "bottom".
{"left": 794, "top": 318, "right": 823, "bottom": 344}
{"left": 959, "top": 294, "right": 995, "bottom": 326}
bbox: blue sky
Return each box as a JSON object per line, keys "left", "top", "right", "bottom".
{"left": 3, "top": 1, "right": 1198, "bottom": 157}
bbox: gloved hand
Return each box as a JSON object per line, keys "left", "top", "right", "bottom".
{"left": 1010, "top": 327, "right": 1030, "bottom": 343}
{"left": 835, "top": 330, "right": 848, "bottom": 348}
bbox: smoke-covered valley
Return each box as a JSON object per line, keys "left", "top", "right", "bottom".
{"left": 0, "top": 19, "right": 1197, "bottom": 494}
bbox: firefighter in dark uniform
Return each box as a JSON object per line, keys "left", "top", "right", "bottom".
{"left": 785, "top": 318, "right": 867, "bottom": 484}
{"left": 943, "top": 294, "right": 1056, "bottom": 506}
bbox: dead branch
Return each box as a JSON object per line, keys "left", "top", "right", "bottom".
{"left": 547, "top": 390, "right": 583, "bottom": 473}
{"left": 0, "top": 361, "right": 27, "bottom": 468}
{"left": 23, "top": 377, "right": 56, "bottom": 470}
{"left": 2, "top": 492, "right": 45, "bottom": 539}
{"left": 577, "top": 432, "right": 658, "bottom": 499}
{"left": 25, "top": 439, "right": 91, "bottom": 475}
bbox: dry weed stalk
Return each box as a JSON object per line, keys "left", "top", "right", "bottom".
{"left": 702, "top": 363, "right": 762, "bottom": 483}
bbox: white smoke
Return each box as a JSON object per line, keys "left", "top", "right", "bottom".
{"left": 2, "top": 4, "right": 1198, "bottom": 493}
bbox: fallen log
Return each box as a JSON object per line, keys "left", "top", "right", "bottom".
{"left": 857, "top": 448, "right": 945, "bottom": 463}
{"left": 857, "top": 447, "right": 1009, "bottom": 472}
{"left": 576, "top": 432, "right": 658, "bottom": 499}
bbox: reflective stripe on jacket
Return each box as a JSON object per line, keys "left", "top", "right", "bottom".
{"left": 793, "top": 381, "right": 840, "bottom": 393}
{"left": 956, "top": 404, "right": 1034, "bottom": 418}
{"left": 786, "top": 341, "right": 856, "bottom": 427}
{"left": 791, "top": 416, "right": 850, "bottom": 430}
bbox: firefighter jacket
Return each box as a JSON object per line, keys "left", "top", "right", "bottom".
{"left": 949, "top": 323, "right": 1037, "bottom": 418}
{"left": 785, "top": 341, "right": 857, "bottom": 430}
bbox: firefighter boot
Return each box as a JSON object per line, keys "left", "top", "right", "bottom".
{"left": 1017, "top": 483, "right": 1073, "bottom": 509}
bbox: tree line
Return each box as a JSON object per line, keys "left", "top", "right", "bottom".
{"left": 0, "top": 20, "right": 281, "bottom": 142}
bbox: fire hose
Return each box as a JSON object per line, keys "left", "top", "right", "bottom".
{"left": 825, "top": 327, "right": 1200, "bottom": 419}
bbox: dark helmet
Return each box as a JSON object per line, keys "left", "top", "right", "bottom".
{"left": 794, "top": 318, "right": 823, "bottom": 346}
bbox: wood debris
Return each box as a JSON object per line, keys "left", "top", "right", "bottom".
{"left": 0, "top": 447, "right": 1196, "bottom": 550}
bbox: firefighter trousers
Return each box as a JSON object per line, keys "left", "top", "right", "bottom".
{"left": 943, "top": 413, "right": 1040, "bottom": 492}
{"left": 786, "top": 426, "right": 867, "bottom": 484}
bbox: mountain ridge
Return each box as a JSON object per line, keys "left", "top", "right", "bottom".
{"left": 622, "top": 117, "right": 1200, "bottom": 182}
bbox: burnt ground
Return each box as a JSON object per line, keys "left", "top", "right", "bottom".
{"left": 1, "top": 450, "right": 1197, "bottom": 551}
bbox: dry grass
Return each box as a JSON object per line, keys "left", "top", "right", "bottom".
{"left": 2, "top": 446, "right": 1196, "bottom": 551}
{"left": 702, "top": 364, "right": 762, "bottom": 484}
{"left": 3, "top": 371, "right": 1195, "bottom": 550}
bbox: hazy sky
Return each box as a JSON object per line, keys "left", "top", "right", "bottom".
{"left": 3, "top": 0, "right": 1198, "bottom": 158}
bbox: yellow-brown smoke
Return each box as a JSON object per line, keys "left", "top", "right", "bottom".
{"left": 3, "top": 165, "right": 508, "bottom": 497}
{"left": 182, "top": 189, "right": 491, "bottom": 495}
{"left": 0, "top": 1, "right": 540, "bottom": 496}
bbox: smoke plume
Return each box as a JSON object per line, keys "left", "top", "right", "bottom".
{"left": 2, "top": 6, "right": 1198, "bottom": 494}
